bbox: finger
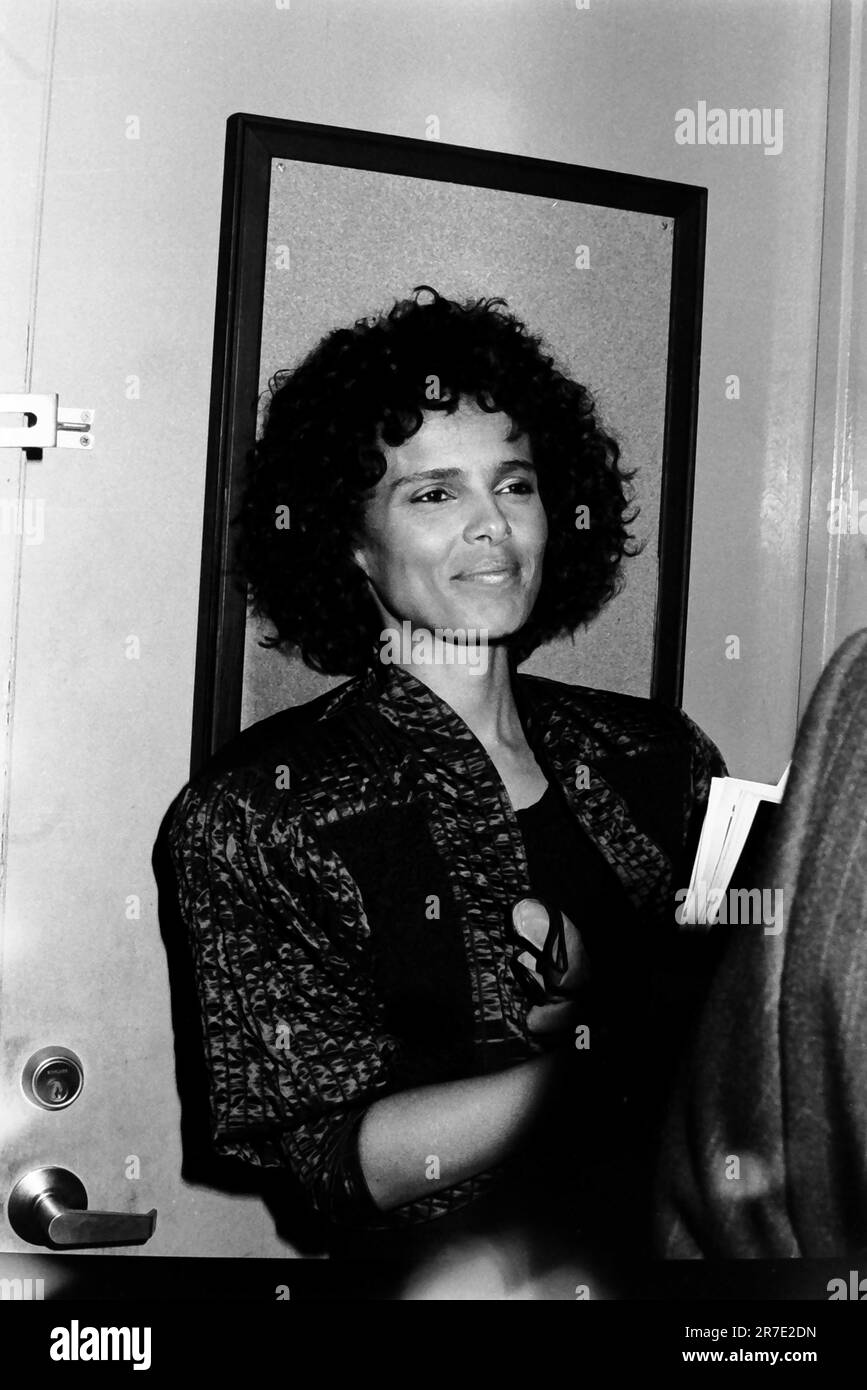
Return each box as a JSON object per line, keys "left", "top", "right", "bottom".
{"left": 527, "top": 999, "right": 579, "bottom": 1035}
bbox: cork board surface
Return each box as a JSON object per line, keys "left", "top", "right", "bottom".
{"left": 241, "top": 158, "right": 673, "bottom": 728}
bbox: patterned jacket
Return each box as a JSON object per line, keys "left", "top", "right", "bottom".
{"left": 166, "top": 658, "right": 726, "bottom": 1232}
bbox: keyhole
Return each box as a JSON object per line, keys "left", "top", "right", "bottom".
{"left": 48, "top": 1078, "right": 67, "bottom": 1104}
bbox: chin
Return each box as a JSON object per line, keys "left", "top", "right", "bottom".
{"left": 449, "top": 602, "right": 533, "bottom": 640}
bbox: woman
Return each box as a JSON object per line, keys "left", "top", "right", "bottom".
{"left": 167, "top": 287, "right": 726, "bottom": 1281}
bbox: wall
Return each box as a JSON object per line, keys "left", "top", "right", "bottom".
{"left": 47, "top": 0, "right": 829, "bottom": 779}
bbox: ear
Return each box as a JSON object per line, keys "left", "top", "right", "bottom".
{"left": 352, "top": 544, "right": 371, "bottom": 579}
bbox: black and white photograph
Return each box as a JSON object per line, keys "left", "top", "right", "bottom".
{"left": 1, "top": 0, "right": 865, "bottom": 1353}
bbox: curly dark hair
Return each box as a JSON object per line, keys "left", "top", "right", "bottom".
{"left": 233, "top": 286, "right": 642, "bottom": 676}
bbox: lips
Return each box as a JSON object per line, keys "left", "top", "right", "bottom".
{"left": 454, "top": 563, "right": 520, "bottom": 581}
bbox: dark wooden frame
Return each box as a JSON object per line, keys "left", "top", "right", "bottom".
{"left": 189, "top": 113, "right": 707, "bottom": 776}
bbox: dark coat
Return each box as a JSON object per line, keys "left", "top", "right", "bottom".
{"left": 656, "top": 628, "right": 867, "bottom": 1258}
{"left": 166, "top": 658, "right": 725, "bottom": 1233}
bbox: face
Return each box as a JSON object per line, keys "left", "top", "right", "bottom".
{"left": 352, "top": 398, "right": 547, "bottom": 640}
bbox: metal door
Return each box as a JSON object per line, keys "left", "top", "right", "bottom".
{"left": 0, "top": 1, "right": 292, "bottom": 1293}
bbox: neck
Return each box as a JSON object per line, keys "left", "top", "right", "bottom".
{"left": 387, "top": 637, "right": 525, "bottom": 750}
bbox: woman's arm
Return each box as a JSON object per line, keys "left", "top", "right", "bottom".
{"left": 357, "top": 1047, "right": 567, "bottom": 1211}
{"left": 357, "top": 897, "right": 586, "bottom": 1211}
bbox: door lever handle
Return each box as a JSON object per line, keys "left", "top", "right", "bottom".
{"left": 8, "top": 1167, "right": 157, "bottom": 1248}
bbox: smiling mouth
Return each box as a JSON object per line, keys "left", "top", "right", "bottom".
{"left": 453, "top": 566, "right": 520, "bottom": 585}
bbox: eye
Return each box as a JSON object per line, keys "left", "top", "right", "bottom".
{"left": 497, "top": 479, "right": 535, "bottom": 495}
{"left": 411, "top": 488, "right": 453, "bottom": 504}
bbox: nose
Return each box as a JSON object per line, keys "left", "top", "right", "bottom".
{"left": 462, "top": 491, "right": 512, "bottom": 544}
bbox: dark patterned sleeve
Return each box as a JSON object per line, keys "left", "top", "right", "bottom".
{"left": 166, "top": 771, "right": 395, "bottom": 1227}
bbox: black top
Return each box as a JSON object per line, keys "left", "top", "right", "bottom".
{"left": 516, "top": 777, "right": 646, "bottom": 970}
{"left": 510, "top": 781, "right": 652, "bottom": 1240}
{"left": 475, "top": 776, "right": 718, "bottom": 1273}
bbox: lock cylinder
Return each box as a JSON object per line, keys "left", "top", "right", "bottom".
{"left": 22, "top": 1047, "right": 84, "bottom": 1110}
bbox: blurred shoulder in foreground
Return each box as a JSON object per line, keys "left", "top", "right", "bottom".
{"left": 655, "top": 628, "right": 867, "bottom": 1258}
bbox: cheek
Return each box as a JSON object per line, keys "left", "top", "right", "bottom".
{"left": 368, "top": 517, "right": 444, "bottom": 582}
{"left": 394, "top": 518, "right": 450, "bottom": 566}
{"left": 526, "top": 502, "right": 548, "bottom": 552}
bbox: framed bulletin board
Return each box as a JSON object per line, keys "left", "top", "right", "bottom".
{"left": 189, "top": 114, "right": 706, "bottom": 775}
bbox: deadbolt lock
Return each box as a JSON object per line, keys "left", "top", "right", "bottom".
{"left": 22, "top": 1047, "right": 84, "bottom": 1110}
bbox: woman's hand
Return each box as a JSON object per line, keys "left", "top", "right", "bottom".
{"left": 512, "top": 898, "right": 591, "bottom": 1039}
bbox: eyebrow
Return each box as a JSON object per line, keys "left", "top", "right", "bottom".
{"left": 389, "top": 459, "right": 537, "bottom": 493}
